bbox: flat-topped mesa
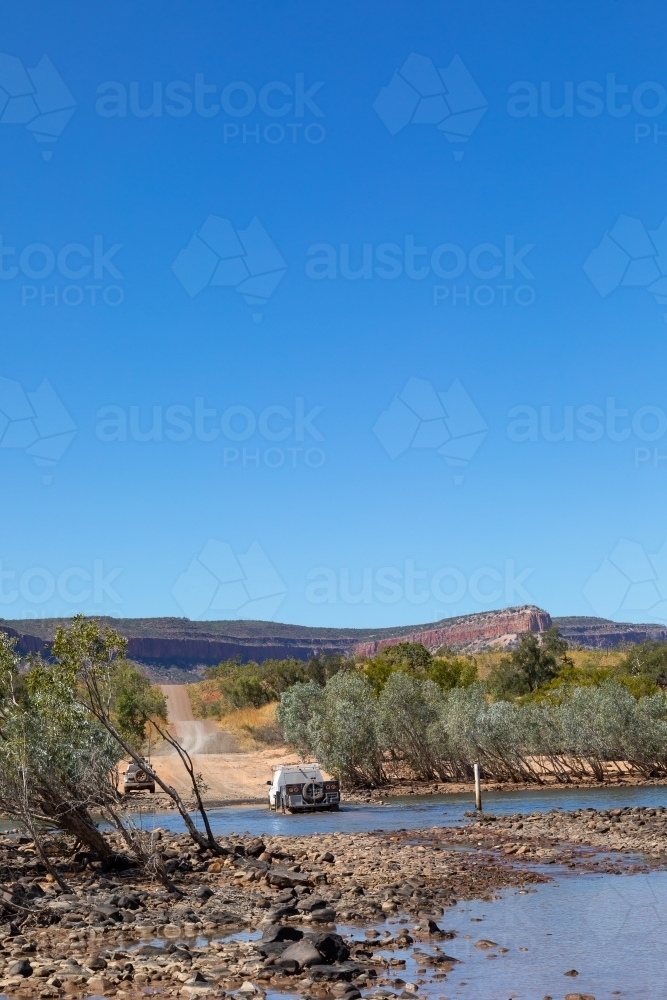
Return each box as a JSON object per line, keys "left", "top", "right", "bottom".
{"left": 351, "top": 605, "right": 552, "bottom": 657}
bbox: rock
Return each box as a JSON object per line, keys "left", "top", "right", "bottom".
{"left": 275, "top": 888, "right": 297, "bottom": 903}
{"left": 256, "top": 941, "right": 289, "bottom": 959}
{"left": 320, "top": 852, "right": 335, "bottom": 863}
{"left": 310, "top": 907, "right": 337, "bottom": 922}
{"left": 86, "top": 954, "right": 108, "bottom": 971}
{"left": 381, "top": 901, "right": 397, "bottom": 912}
{"left": 353, "top": 606, "right": 551, "bottom": 657}
{"left": 564, "top": 995, "right": 595, "bottom": 1000}
{"left": 564, "top": 970, "right": 579, "bottom": 977}
{"left": 268, "top": 903, "right": 298, "bottom": 919}
{"left": 7, "top": 959, "right": 32, "bottom": 977}
{"left": 86, "top": 976, "right": 112, "bottom": 993}
{"left": 308, "top": 962, "right": 362, "bottom": 982}
{"left": 237, "top": 983, "right": 258, "bottom": 994}
{"left": 246, "top": 839, "right": 266, "bottom": 858}
{"left": 185, "top": 972, "right": 208, "bottom": 984}
{"left": 261, "top": 924, "right": 303, "bottom": 943}
{"left": 116, "top": 893, "right": 140, "bottom": 909}
{"left": 310, "top": 932, "right": 350, "bottom": 963}
{"left": 92, "top": 904, "right": 122, "bottom": 921}
{"left": 426, "top": 920, "right": 441, "bottom": 935}
{"left": 278, "top": 940, "right": 323, "bottom": 969}
{"left": 474, "top": 939, "right": 497, "bottom": 950}
{"left": 297, "top": 896, "right": 327, "bottom": 913}
{"left": 195, "top": 887, "right": 214, "bottom": 900}
{"left": 266, "top": 868, "right": 313, "bottom": 889}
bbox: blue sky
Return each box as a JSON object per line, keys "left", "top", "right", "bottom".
{"left": 2, "top": 0, "right": 667, "bottom": 629}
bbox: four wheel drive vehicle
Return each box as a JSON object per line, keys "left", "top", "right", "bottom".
{"left": 268, "top": 763, "right": 340, "bottom": 812}
{"left": 122, "top": 762, "right": 156, "bottom": 794}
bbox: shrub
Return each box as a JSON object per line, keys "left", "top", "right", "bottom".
{"left": 376, "top": 672, "right": 443, "bottom": 779}
{"left": 278, "top": 672, "right": 384, "bottom": 786}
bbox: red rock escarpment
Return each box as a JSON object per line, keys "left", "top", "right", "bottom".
{"left": 351, "top": 605, "right": 552, "bottom": 657}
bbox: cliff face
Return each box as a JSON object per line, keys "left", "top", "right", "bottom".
{"left": 553, "top": 616, "right": 667, "bottom": 649}
{"left": 0, "top": 605, "right": 552, "bottom": 669}
{"left": 351, "top": 606, "right": 552, "bottom": 657}
{"left": 2, "top": 609, "right": 663, "bottom": 676}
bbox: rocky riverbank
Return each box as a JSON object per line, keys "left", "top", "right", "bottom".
{"left": 1, "top": 806, "right": 663, "bottom": 999}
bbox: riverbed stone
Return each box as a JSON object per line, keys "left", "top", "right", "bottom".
{"left": 7, "top": 960, "right": 32, "bottom": 978}
{"left": 277, "top": 940, "right": 323, "bottom": 968}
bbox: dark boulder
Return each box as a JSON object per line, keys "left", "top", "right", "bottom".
{"left": 309, "top": 931, "right": 350, "bottom": 963}
{"left": 261, "top": 924, "right": 303, "bottom": 943}
{"left": 278, "top": 940, "right": 323, "bottom": 968}
{"left": 7, "top": 960, "right": 32, "bottom": 978}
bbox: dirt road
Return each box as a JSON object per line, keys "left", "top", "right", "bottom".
{"left": 159, "top": 684, "right": 236, "bottom": 754}
{"left": 150, "top": 746, "right": 298, "bottom": 804}
{"left": 147, "top": 684, "right": 296, "bottom": 802}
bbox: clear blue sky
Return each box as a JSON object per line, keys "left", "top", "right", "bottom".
{"left": 2, "top": 0, "right": 667, "bottom": 629}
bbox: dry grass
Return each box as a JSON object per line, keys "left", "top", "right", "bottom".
{"left": 187, "top": 678, "right": 225, "bottom": 719}
{"left": 214, "top": 702, "right": 283, "bottom": 751}
{"left": 472, "top": 646, "right": 627, "bottom": 681}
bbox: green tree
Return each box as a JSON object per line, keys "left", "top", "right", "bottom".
{"left": 376, "top": 673, "right": 443, "bottom": 779}
{"left": 0, "top": 631, "right": 118, "bottom": 859}
{"left": 621, "top": 641, "right": 667, "bottom": 688}
{"left": 278, "top": 672, "right": 384, "bottom": 786}
{"left": 362, "top": 642, "right": 433, "bottom": 693}
{"left": 54, "top": 615, "right": 226, "bottom": 858}
{"left": 111, "top": 661, "right": 167, "bottom": 748}
{"left": 428, "top": 655, "right": 478, "bottom": 689}
{"left": 488, "top": 626, "right": 571, "bottom": 697}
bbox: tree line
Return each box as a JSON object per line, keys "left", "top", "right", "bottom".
{"left": 276, "top": 630, "right": 667, "bottom": 787}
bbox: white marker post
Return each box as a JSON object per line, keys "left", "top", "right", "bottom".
{"left": 474, "top": 763, "right": 482, "bottom": 812}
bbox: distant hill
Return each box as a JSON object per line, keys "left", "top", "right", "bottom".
{"left": 553, "top": 615, "right": 667, "bottom": 649}
{"left": 1, "top": 607, "right": 665, "bottom": 681}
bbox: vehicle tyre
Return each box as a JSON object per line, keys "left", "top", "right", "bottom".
{"left": 135, "top": 769, "right": 147, "bottom": 783}
{"left": 302, "top": 781, "right": 325, "bottom": 804}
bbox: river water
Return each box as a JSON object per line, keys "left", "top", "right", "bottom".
{"left": 134, "top": 784, "right": 667, "bottom": 838}
{"left": 6, "top": 786, "right": 666, "bottom": 996}
{"left": 341, "top": 871, "right": 667, "bottom": 999}
{"left": 138, "top": 786, "right": 667, "bottom": 997}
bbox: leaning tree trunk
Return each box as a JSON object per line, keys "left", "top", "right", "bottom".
{"left": 35, "top": 786, "right": 114, "bottom": 859}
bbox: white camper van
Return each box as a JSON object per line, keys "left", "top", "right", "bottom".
{"left": 268, "top": 763, "right": 340, "bottom": 812}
